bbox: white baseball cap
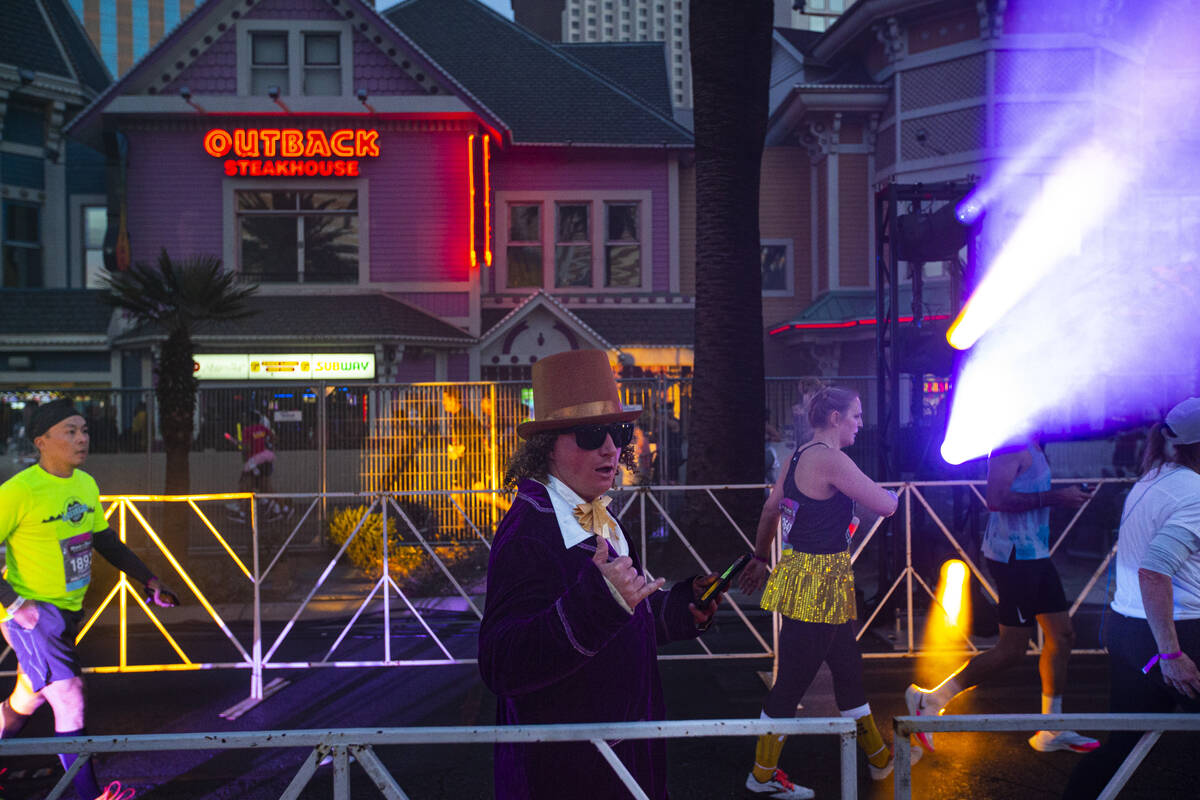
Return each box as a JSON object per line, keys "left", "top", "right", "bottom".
{"left": 1164, "top": 397, "right": 1200, "bottom": 445}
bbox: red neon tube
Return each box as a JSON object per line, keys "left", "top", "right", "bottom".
{"left": 468, "top": 133, "right": 477, "bottom": 268}
{"left": 482, "top": 134, "right": 492, "bottom": 267}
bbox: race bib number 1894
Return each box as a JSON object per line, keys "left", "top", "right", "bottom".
{"left": 60, "top": 533, "right": 93, "bottom": 592}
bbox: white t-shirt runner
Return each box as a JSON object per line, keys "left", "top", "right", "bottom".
{"left": 1111, "top": 464, "right": 1200, "bottom": 619}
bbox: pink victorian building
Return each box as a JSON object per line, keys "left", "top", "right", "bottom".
{"left": 66, "top": 0, "right": 694, "bottom": 386}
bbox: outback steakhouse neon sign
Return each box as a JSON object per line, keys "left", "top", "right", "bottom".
{"left": 202, "top": 128, "right": 381, "bottom": 176}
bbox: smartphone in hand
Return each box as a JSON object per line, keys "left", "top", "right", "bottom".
{"left": 700, "top": 553, "right": 753, "bottom": 604}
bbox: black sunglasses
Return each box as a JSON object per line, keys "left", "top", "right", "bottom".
{"left": 561, "top": 422, "right": 635, "bottom": 450}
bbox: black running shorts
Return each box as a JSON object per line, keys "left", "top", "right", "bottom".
{"left": 985, "top": 555, "right": 1068, "bottom": 627}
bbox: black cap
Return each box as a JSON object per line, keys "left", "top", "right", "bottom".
{"left": 28, "top": 400, "right": 82, "bottom": 440}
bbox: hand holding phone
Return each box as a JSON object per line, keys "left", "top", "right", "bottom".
{"left": 700, "top": 553, "right": 752, "bottom": 604}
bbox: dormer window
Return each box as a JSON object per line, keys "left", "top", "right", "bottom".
{"left": 250, "top": 32, "right": 289, "bottom": 95}
{"left": 239, "top": 22, "right": 350, "bottom": 97}
{"left": 304, "top": 33, "right": 341, "bottom": 95}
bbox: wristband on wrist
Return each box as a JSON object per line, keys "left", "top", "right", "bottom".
{"left": 1142, "top": 650, "right": 1184, "bottom": 674}
{"left": 5, "top": 596, "right": 26, "bottom": 616}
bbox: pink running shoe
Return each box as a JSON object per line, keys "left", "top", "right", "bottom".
{"left": 904, "top": 684, "right": 938, "bottom": 753}
{"left": 95, "top": 781, "right": 136, "bottom": 800}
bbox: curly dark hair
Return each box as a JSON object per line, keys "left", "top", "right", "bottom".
{"left": 503, "top": 430, "right": 638, "bottom": 489}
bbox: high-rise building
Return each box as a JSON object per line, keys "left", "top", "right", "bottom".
{"left": 514, "top": 0, "right": 858, "bottom": 110}
{"left": 515, "top": 0, "right": 691, "bottom": 109}
{"left": 67, "top": 0, "right": 203, "bottom": 78}
{"left": 775, "top": 0, "right": 859, "bottom": 33}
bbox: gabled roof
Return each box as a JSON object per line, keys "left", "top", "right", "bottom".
{"left": 1, "top": 1, "right": 70, "bottom": 79}
{"left": 479, "top": 292, "right": 614, "bottom": 351}
{"left": 573, "top": 307, "right": 694, "bottom": 347}
{"left": 113, "top": 293, "right": 475, "bottom": 347}
{"left": 40, "top": 0, "right": 111, "bottom": 93}
{"left": 0, "top": 290, "right": 112, "bottom": 336}
{"left": 65, "top": 0, "right": 507, "bottom": 146}
{"left": 386, "top": 0, "right": 692, "bottom": 147}
{"left": 555, "top": 42, "right": 674, "bottom": 120}
{"left": 775, "top": 27, "right": 823, "bottom": 57}
{"left": 1, "top": 0, "right": 110, "bottom": 93}
{"left": 481, "top": 295, "right": 694, "bottom": 349}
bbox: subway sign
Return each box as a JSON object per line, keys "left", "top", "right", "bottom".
{"left": 203, "top": 128, "right": 381, "bottom": 177}
{"left": 193, "top": 353, "right": 376, "bottom": 380}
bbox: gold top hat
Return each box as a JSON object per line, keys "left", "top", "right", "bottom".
{"left": 516, "top": 349, "right": 641, "bottom": 439}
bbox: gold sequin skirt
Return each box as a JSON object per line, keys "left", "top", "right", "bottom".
{"left": 759, "top": 550, "right": 855, "bottom": 625}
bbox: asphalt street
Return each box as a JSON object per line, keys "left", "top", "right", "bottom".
{"left": 1, "top": 608, "right": 1198, "bottom": 800}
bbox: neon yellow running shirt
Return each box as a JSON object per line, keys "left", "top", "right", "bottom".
{"left": 0, "top": 464, "right": 108, "bottom": 613}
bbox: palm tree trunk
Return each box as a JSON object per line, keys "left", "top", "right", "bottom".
{"left": 157, "top": 328, "right": 197, "bottom": 554}
{"left": 686, "top": 0, "right": 774, "bottom": 536}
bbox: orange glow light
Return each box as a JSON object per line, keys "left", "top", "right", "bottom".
{"left": 468, "top": 133, "right": 477, "bottom": 268}
{"left": 940, "top": 559, "right": 968, "bottom": 627}
{"left": 482, "top": 134, "right": 492, "bottom": 267}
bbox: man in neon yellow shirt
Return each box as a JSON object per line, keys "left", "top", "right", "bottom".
{"left": 0, "top": 400, "right": 178, "bottom": 800}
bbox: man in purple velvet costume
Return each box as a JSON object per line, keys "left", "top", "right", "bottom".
{"left": 479, "top": 350, "right": 721, "bottom": 799}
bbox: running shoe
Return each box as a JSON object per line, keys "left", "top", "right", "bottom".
{"left": 95, "top": 781, "right": 135, "bottom": 800}
{"left": 904, "top": 684, "right": 938, "bottom": 752}
{"left": 1028, "top": 730, "right": 1100, "bottom": 753}
{"left": 744, "top": 768, "right": 815, "bottom": 799}
{"left": 868, "top": 743, "right": 923, "bottom": 781}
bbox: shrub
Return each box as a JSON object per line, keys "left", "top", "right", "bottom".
{"left": 325, "top": 505, "right": 488, "bottom": 596}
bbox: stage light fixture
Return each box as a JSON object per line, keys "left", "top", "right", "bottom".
{"left": 955, "top": 194, "right": 985, "bottom": 225}
{"left": 896, "top": 198, "right": 978, "bottom": 263}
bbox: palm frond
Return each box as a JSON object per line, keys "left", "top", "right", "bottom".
{"left": 101, "top": 248, "right": 259, "bottom": 334}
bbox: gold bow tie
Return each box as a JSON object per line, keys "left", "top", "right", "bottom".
{"left": 574, "top": 496, "right": 618, "bottom": 542}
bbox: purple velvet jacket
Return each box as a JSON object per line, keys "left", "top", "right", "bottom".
{"left": 478, "top": 479, "right": 702, "bottom": 799}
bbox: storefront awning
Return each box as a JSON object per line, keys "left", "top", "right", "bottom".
{"left": 112, "top": 293, "right": 476, "bottom": 348}
{"left": 769, "top": 282, "right": 956, "bottom": 335}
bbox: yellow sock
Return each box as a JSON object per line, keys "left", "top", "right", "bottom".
{"left": 752, "top": 733, "right": 787, "bottom": 782}
{"left": 855, "top": 714, "right": 890, "bottom": 769}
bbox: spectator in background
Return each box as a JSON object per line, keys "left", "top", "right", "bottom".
{"left": 128, "top": 402, "right": 147, "bottom": 451}
{"left": 791, "top": 378, "right": 825, "bottom": 447}
{"left": 235, "top": 411, "right": 287, "bottom": 521}
{"left": 1063, "top": 398, "right": 1200, "bottom": 799}
{"left": 765, "top": 407, "right": 783, "bottom": 484}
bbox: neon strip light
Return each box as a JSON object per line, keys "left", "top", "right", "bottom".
{"left": 468, "top": 133, "right": 477, "bottom": 268}
{"left": 768, "top": 313, "right": 951, "bottom": 334}
{"left": 482, "top": 134, "right": 492, "bottom": 267}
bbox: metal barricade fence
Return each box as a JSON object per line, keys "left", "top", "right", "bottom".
{"left": 0, "top": 718, "right": 859, "bottom": 800}
{"left": 892, "top": 713, "right": 1200, "bottom": 800}
{"left": 0, "top": 478, "right": 1132, "bottom": 703}
{"left": 5, "top": 379, "right": 1143, "bottom": 499}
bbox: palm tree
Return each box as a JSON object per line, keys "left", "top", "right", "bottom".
{"left": 686, "top": 0, "right": 774, "bottom": 535}
{"left": 102, "top": 250, "right": 258, "bottom": 504}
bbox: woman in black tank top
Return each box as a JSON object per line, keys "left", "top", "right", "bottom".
{"left": 738, "top": 387, "right": 901, "bottom": 798}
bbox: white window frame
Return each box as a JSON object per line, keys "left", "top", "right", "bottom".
{"left": 221, "top": 177, "right": 370, "bottom": 289}
{"left": 495, "top": 190, "right": 653, "bottom": 293}
{"left": 70, "top": 195, "right": 107, "bottom": 288}
{"left": 237, "top": 21, "right": 353, "bottom": 98}
{"left": 760, "top": 238, "right": 794, "bottom": 297}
